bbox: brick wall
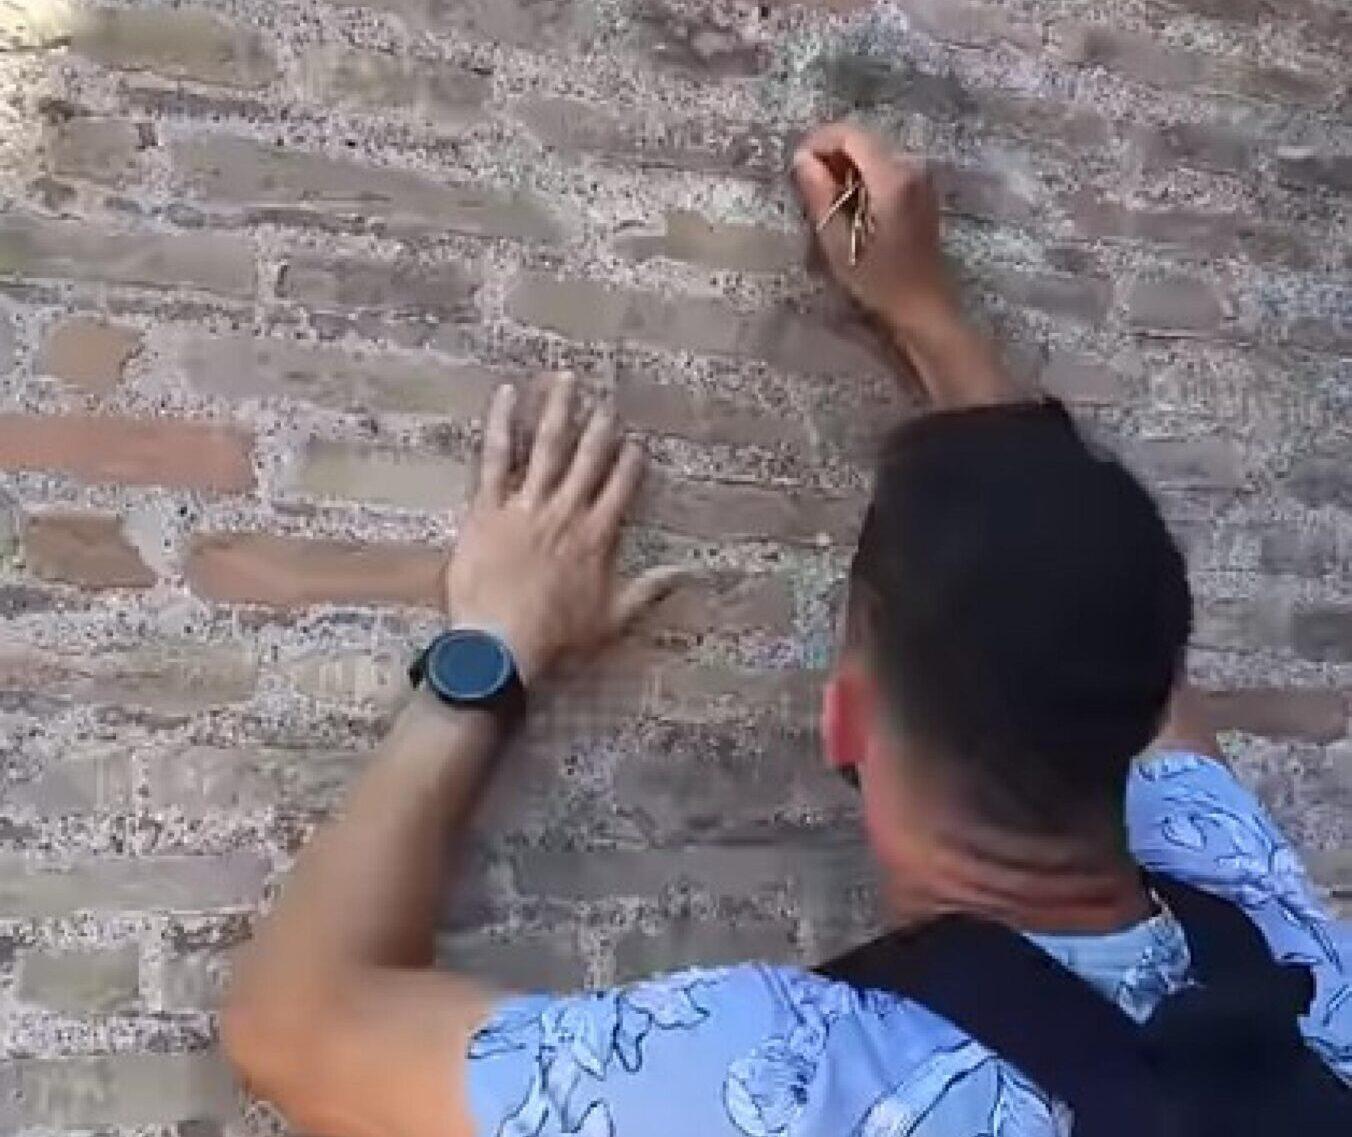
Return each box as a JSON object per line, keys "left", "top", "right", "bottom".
{"left": 1, "top": 0, "right": 1349, "bottom": 1132}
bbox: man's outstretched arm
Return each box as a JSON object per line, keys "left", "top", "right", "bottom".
{"left": 793, "top": 121, "right": 1221, "bottom": 763}
{"left": 222, "top": 375, "right": 683, "bottom": 1137}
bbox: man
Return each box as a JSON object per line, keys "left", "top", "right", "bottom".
{"left": 223, "top": 125, "right": 1351, "bottom": 1136}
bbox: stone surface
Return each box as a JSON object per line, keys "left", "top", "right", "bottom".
{"left": 0, "top": 415, "right": 255, "bottom": 492}
{"left": 0, "top": 216, "right": 255, "bottom": 297}
{"left": 0, "top": 854, "right": 269, "bottom": 918}
{"left": 37, "top": 317, "right": 142, "bottom": 392}
{"left": 70, "top": 8, "right": 278, "bottom": 88}
{"left": 13, "top": 1052, "right": 238, "bottom": 1128}
{"left": 508, "top": 274, "right": 887, "bottom": 380}
{"left": 1, "top": 0, "right": 1349, "bottom": 1116}
{"left": 22, "top": 511, "right": 156, "bottom": 588}
{"left": 17, "top": 946, "right": 141, "bottom": 1014}
{"left": 173, "top": 136, "right": 559, "bottom": 239}
{"left": 186, "top": 532, "right": 446, "bottom": 609}
{"left": 291, "top": 440, "right": 472, "bottom": 513}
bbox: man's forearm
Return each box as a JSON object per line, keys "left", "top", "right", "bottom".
{"left": 232, "top": 691, "right": 502, "bottom": 998}
{"left": 887, "top": 302, "right": 1028, "bottom": 410}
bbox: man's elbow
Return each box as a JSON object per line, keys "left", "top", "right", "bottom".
{"left": 221, "top": 976, "right": 335, "bottom": 1128}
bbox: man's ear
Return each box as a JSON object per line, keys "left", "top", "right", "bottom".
{"left": 822, "top": 661, "right": 874, "bottom": 774}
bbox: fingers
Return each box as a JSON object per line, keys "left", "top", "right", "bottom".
{"left": 795, "top": 121, "right": 896, "bottom": 185}
{"left": 521, "top": 372, "right": 574, "bottom": 504}
{"left": 477, "top": 384, "right": 516, "bottom": 506}
{"left": 589, "top": 439, "right": 645, "bottom": 545}
{"left": 555, "top": 403, "right": 619, "bottom": 515}
{"left": 791, "top": 147, "right": 844, "bottom": 227}
{"left": 610, "top": 565, "right": 691, "bottom": 633}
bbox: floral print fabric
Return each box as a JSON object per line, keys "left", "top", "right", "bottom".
{"left": 468, "top": 754, "right": 1351, "bottom": 1136}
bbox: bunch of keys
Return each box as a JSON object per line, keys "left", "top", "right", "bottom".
{"left": 816, "top": 163, "right": 875, "bottom": 267}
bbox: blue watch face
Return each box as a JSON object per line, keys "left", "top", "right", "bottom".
{"left": 427, "top": 630, "right": 512, "bottom": 702}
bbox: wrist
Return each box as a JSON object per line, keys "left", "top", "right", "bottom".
{"left": 880, "top": 289, "right": 966, "bottom": 349}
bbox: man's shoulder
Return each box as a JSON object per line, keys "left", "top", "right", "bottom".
{"left": 466, "top": 961, "right": 1019, "bottom": 1137}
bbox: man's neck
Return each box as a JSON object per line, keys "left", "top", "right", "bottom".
{"left": 879, "top": 806, "right": 1153, "bottom": 935}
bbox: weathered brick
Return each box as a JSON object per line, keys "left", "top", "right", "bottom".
{"left": 1059, "top": 24, "right": 1200, "bottom": 87}
{"left": 527, "top": 648, "right": 822, "bottom": 735}
{"left": 1204, "top": 688, "right": 1347, "bottom": 743}
{"left": 1125, "top": 436, "right": 1244, "bottom": 490}
{"left": 330, "top": 0, "right": 593, "bottom": 48}
{"left": 22, "top": 512, "right": 155, "bottom": 589}
{"left": 645, "top": 471, "right": 863, "bottom": 546}
{"left": 1067, "top": 193, "right": 1311, "bottom": 268}
{"left": 180, "top": 334, "right": 505, "bottom": 416}
{"left": 18, "top": 946, "right": 140, "bottom": 1014}
{"left": 37, "top": 317, "right": 142, "bottom": 392}
{"left": 1125, "top": 276, "right": 1227, "bottom": 337}
{"left": 511, "top": 96, "right": 783, "bottom": 177}
{"left": 291, "top": 440, "right": 472, "bottom": 513}
{"left": 46, "top": 117, "right": 146, "bottom": 185}
{"left": 513, "top": 842, "right": 791, "bottom": 901}
{"left": 0, "top": 415, "right": 255, "bottom": 492}
{"left": 1286, "top": 451, "right": 1352, "bottom": 510}
{"left": 297, "top": 46, "right": 489, "bottom": 126}
{"left": 644, "top": 573, "right": 796, "bottom": 637}
{"left": 819, "top": 53, "right": 976, "bottom": 123}
{"left": 0, "top": 853, "right": 268, "bottom": 917}
{"left": 1278, "top": 153, "right": 1352, "bottom": 194}
{"left": 159, "top": 949, "right": 233, "bottom": 1012}
{"left": 617, "top": 372, "right": 809, "bottom": 449}
{"left": 0, "top": 641, "right": 259, "bottom": 715}
{"left": 507, "top": 274, "right": 887, "bottom": 380}
{"left": 1260, "top": 525, "right": 1345, "bottom": 577}
{"left": 542, "top": 651, "right": 826, "bottom": 735}
{"left": 172, "top": 136, "right": 559, "bottom": 239}
{"left": 279, "top": 253, "right": 479, "bottom": 323}
{"left": 0, "top": 215, "right": 255, "bottom": 297}
{"left": 611, "top": 721, "right": 851, "bottom": 840}
{"left": 1057, "top": 23, "right": 1331, "bottom": 103}
{"left": 186, "top": 532, "right": 445, "bottom": 609}
{"left": 1132, "top": 121, "right": 1252, "bottom": 176}
{"left": 438, "top": 929, "right": 586, "bottom": 991}
{"left": 145, "top": 745, "right": 366, "bottom": 815}
{"left": 636, "top": 471, "right": 862, "bottom": 546}
{"left": 618, "top": 210, "right": 802, "bottom": 274}
{"left": 614, "top": 919, "right": 797, "bottom": 980}
{"left": 930, "top": 162, "right": 1039, "bottom": 224}
{"left": 4, "top": 753, "right": 133, "bottom": 813}
{"left": 1038, "top": 352, "right": 1124, "bottom": 405}
{"left": 0, "top": 305, "right": 14, "bottom": 376}
{"left": 973, "top": 92, "right": 1112, "bottom": 152}
{"left": 283, "top": 650, "right": 405, "bottom": 711}
{"left": 1292, "top": 607, "right": 1352, "bottom": 663}
{"left": 14, "top": 1052, "right": 237, "bottom": 1128}
{"left": 894, "top": 0, "right": 1042, "bottom": 49}
{"left": 70, "top": 7, "right": 278, "bottom": 88}
{"left": 632, "top": 2, "right": 768, "bottom": 77}
{"left": 989, "top": 269, "right": 1111, "bottom": 325}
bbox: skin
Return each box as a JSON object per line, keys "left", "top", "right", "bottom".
{"left": 223, "top": 122, "right": 1223, "bottom": 1137}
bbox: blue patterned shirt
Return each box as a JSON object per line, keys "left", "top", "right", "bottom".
{"left": 467, "top": 753, "right": 1352, "bottom": 1136}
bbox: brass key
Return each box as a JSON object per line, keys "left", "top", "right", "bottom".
{"left": 816, "top": 166, "right": 873, "bottom": 267}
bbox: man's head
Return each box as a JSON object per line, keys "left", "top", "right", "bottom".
{"left": 823, "top": 402, "right": 1192, "bottom": 848}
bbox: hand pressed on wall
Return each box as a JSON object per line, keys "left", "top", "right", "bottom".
{"left": 446, "top": 373, "right": 688, "bottom": 686}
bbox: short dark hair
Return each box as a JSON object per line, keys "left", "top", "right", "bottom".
{"left": 849, "top": 400, "right": 1192, "bottom": 836}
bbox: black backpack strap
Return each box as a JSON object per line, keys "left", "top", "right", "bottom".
{"left": 817, "top": 916, "right": 1162, "bottom": 1137}
{"left": 1147, "top": 873, "right": 1314, "bottom": 1013}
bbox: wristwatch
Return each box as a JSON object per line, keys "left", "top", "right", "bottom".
{"left": 408, "top": 628, "right": 527, "bottom": 732}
